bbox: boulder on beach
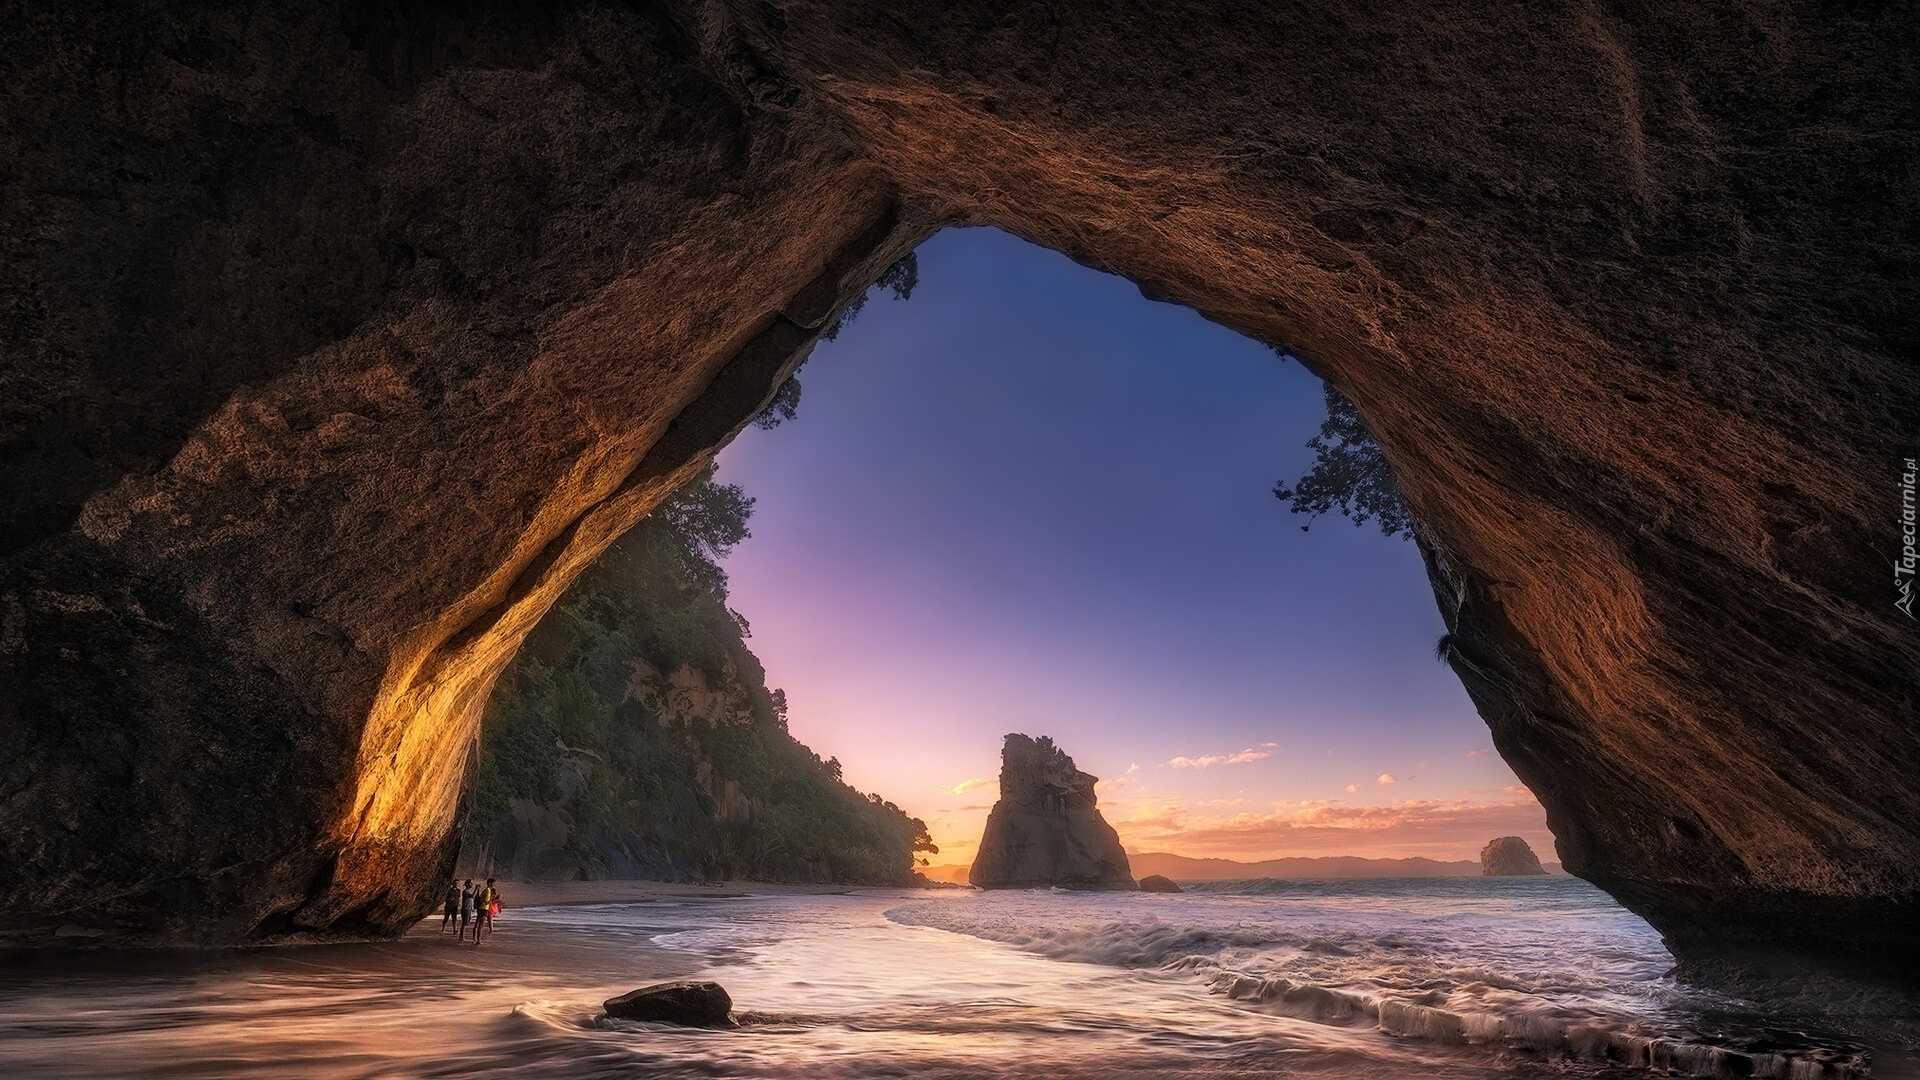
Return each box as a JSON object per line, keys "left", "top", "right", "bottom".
{"left": 1138, "top": 875, "right": 1181, "bottom": 894}
{"left": 970, "top": 734, "right": 1135, "bottom": 890}
{"left": 603, "top": 980, "right": 735, "bottom": 1028}
{"left": 1480, "top": 836, "right": 1549, "bottom": 876}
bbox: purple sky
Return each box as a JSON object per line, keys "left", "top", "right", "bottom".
{"left": 715, "top": 227, "right": 1550, "bottom": 867}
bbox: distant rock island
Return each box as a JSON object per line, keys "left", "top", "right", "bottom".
{"left": 1480, "top": 836, "right": 1549, "bottom": 876}
{"left": 970, "top": 734, "right": 1135, "bottom": 890}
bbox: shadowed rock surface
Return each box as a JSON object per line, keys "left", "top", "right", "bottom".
{"left": 1481, "top": 837, "right": 1549, "bottom": 877}
{"left": 969, "top": 735, "right": 1134, "bottom": 890}
{"left": 1139, "top": 875, "right": 1182, "bottom": 894}
{"left": 603, "top": 981, "right": 735, "bottom": 1029}
{"left": 0, "top": 0, "right": 1915, "bottom": 997}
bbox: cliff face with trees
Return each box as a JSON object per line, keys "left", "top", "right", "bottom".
{"left": 459, "top": 470, "right": 935, "bottom": 885}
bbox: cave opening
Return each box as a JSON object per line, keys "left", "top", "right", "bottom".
{"left": 459, "top": 226, "right": 1558, "bottom": 893}
{"left": 2, "top": 8, "right": 1914, "bottom": 1070}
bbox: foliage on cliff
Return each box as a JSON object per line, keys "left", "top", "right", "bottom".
{"left": 1274, "top": 382, "right": 1413, "bottom": 539}
{"left": 465, "top": 469, "right": 935, "bottom": 884}
{"left": 753, "top": 252, "right": 917, "bottom": 430}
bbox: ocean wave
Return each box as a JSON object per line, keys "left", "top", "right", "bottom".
{"left": 885, "top": 900, "right": 1872, "bottom": 1080}
{"left": 886, "top": 906, "right": 1292, "bottom": 968}
{"left": 1212, "top": 972, "right": 1870, "bottom": 1078}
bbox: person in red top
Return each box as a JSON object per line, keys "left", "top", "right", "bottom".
{"left": 473, "top": 878, "right": 498, "bottom": 944}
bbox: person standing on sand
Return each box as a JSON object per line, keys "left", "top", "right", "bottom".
{"left": 458, "top": 879, "right": 475, "bottom": 941}
{"left": 441, "top": 880, "right": 460, "bottom": 933}
{"left": 472, "top": 879, "right": 494, "bottom": 945}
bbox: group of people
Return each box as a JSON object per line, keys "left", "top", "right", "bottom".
{"left": 441, "top": 878, "right": 504, "bottom": 943}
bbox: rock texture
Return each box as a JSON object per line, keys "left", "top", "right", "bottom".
{"left": 603, "top": 981, "right": 734, "bottom": 1029}
{"left": 1138, "top": 875, "right": 1182, "bottom": 894}
{"left": 0, "top": 0, "right": 1914, "bottom": 995}
{"left": 1480, "top": 837, "right": 1549, "bottom": 877}
{"left": 969, "top": 735, "right": 1134, "bottom": 890}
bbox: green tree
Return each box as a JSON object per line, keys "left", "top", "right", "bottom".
{"left": 754, "top": 252, "right": 919, "bottom": 430}
{"left": 643, "top": 467, "right": 754, "bottom": 602}
{"left": 1274, "top": 383, "right": 1413, "bottom": 539}
{"left": 752, "top": 376, "right": 803, "bottom": 430}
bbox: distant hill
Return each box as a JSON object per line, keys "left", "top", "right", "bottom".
{"left": 913, "top": 854, "right": 1563, "bottom": 885}
{"left": 1129, "top": 852, "right": 1560, "bottom": 880}
{"left": 918, "top": 863, "right": 975, "bottom": 885}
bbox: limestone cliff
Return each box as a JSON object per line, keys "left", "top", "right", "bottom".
{"left": 970, "top": 735, "right": 1133, "bottom": 890}
{"left": 1480, "top": 837, "right": 1549, "bottom": 877}
{"left": 0, "top": 0, "right": 1914, "bottom": 996}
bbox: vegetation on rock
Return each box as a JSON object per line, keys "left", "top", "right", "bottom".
{"left": 465, "top": 468, "right": 936, "bottom": 884}
{"left": 1273, "top": 381, "right": 1412, "bottom": 540}
{"left": 754, "top": 252, "right": 918, "bottom": 430}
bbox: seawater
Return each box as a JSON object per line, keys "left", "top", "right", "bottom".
{"left": 0, "top": 878, "right": 1906, "bottom": 1078}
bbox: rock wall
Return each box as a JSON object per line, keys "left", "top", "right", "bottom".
{"left": 1481, "top": 836, "right": 1549, "bottom": 877}
{"left": 970, "top": 734, "right": 1134, "bottom": 890}
{"left": 0, "top": 0, "right": 1915, "bottom": 991}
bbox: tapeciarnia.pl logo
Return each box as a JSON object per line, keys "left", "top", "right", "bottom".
{"left": 1899, "top": 457, "right": 1917, "bottom": 619}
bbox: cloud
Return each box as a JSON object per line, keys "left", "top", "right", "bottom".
{"left": 1345, "top": 783, "right": 1358, "bottom": 793}
{"left": 920, "top": 815, "right": 983, "bottom": 858}
{"left": 1377, "top": 773, "right": 1398, "bottom": 785}
{"left": 937, "top": 835, "right": 979, "bottom": 856}
{"left": 1106, "top": 788, "right": 1550, "bottom": 861}
{"left": 1168, "top": 743, "right": 1278, "bottom": 769}
{"left": 1127, "top": 763, "right": 1140, "bottom": 774}
{"left": 1462, "top": 748, "right": 1497, "bottom": 759}
{"left": 944, "top": 778, "right": 996, "bottom": 796}
{"left": 1102, "top": 794, "right": 1190, "bottom": 834}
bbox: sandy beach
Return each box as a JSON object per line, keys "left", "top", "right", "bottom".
{"left": 480, "top": 879, "right": 870, "bottom": 910}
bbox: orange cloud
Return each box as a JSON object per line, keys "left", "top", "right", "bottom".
{"left": 944, "top": 777, "right": 996, "bottom": 796}
{"left": 1168, "top": 742, "right": 1278, "bottom": 769}
{"left": 1106, "top": 790, "right": 1551, "bottom": 862}
{"left": 1377, "top": 773, "right": 1398, "bottom": 785}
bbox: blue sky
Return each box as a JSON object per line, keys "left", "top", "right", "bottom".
{"left": 715, "top": 227, "right": 1549, "bottom": 866}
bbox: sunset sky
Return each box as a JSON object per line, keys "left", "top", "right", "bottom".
{"left": 715, "top": 228, "right": 1552, "bottom": 868}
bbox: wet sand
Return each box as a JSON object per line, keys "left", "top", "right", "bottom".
{"left": 473, "top": 879, "right": 863, "bottom": 910}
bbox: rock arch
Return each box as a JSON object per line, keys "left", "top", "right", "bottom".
{"left": 1, "top": 1, "right": 1914, "bottom": 988}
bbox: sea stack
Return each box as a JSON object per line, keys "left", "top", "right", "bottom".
{"left": 1481, "top": 836, "right": 1549, "bottom": 876}
{"left": 969, "top": 734, "right": 1135, "bottom": 890}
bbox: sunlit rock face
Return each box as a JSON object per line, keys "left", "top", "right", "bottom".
{"left": 0, "top": 0, "right": 1915, "bottom": 992}
{"left": 970, "top": 735, "right": 1134, "bottom": 890}
{"left": 1481, "top": 837, "right": 1548, "bottom": 877}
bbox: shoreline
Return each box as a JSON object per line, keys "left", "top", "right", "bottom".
{"left": 473, "top": 879, "right": 882, "bottom": 910}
